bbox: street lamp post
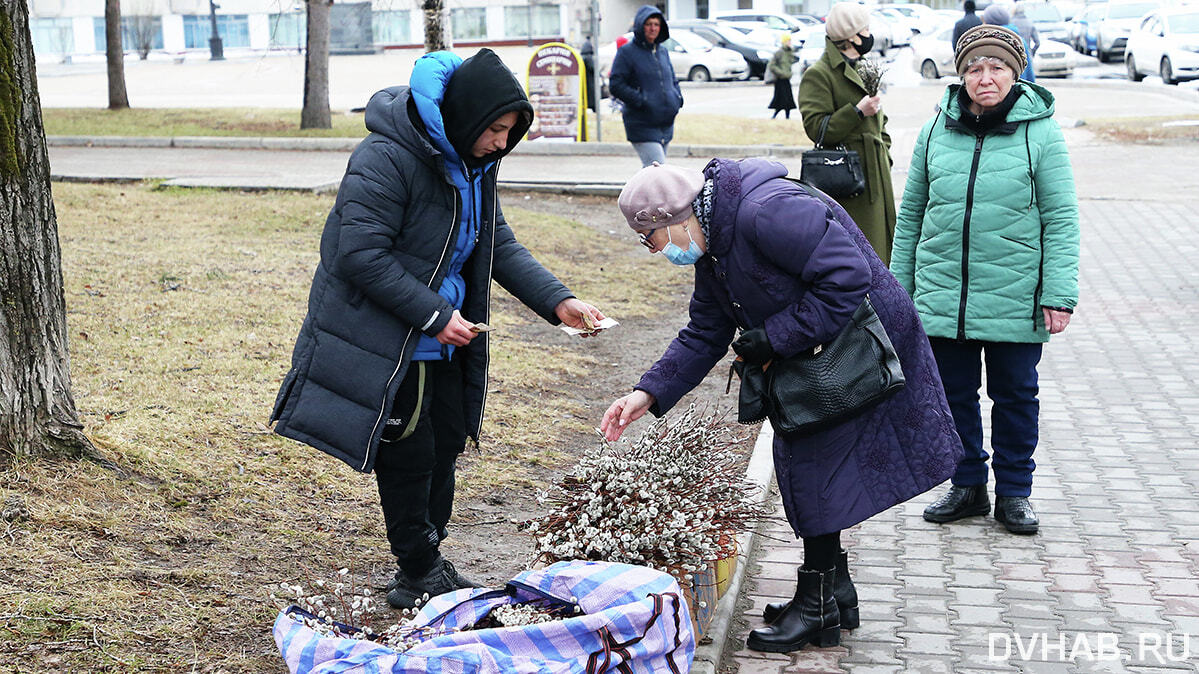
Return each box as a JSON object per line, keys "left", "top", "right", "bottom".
{"left": 208, "top": 0, "right": 224, "bottom": 60}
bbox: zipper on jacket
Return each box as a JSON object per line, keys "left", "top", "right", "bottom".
{"left": 365, "top": 188, "right": 461, "bottom": 470}
{"left": 957, "top": 134, "right": 985, "bottom": 342}
{"left": 472, "top": 161, "right": 500, "bottom": 450}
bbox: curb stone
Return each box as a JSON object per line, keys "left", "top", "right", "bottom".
{"left": 691, "top": 421, "right": 776, "bottom": 674}
{"left": 45, "top": 135, "right": 812, "bottom": 158}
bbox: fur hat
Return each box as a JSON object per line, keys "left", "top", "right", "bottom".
{"left": 955, "top": 24, "right": 1027, "bottom": 76}
{"left": 825, "top": 3, "right": 871, "bottom": 42}
{"left": 618, "top": 163, "right": 705, "bottom": 233}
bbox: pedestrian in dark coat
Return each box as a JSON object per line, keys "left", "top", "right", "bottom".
{"left": 768, "top": 34, "right": 797, "bottom": 119}
{"left": 271, "top": 48, "right": 605, "bottom": 609}
{"left": 953, "top": 0, "right": 983, "bottom": 47}
{"left": 601, "top": 160, "right": 961, "bottom": 654}
{"left": 799, "top": 2, "right": 897, "bottom": 264}
{"left": 609, "top": 4, "right": 684, "bottom": 166}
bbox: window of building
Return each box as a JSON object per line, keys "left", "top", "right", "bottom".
{"left": 92, "top": 16, "right": 165, "bottom": 53}
{"left": 696, "top": 0, "right": 709, "bottom": 19}
{"left": 372, "top": 9, "right": 410, "bottom": 44}
{"left": 182, "top": 15, "right": 251, "bottom": 49}
{"left": 503, "top": 4, "right": 559, "bottom": 38}
{"left": 31, "top": 18, "right": 74, "bottom": 55}
{"left": 268, "top": 11, "right": 307, "bottom": 49}
{"left": 450, "top": 7, "right": 487, "bottom": 40}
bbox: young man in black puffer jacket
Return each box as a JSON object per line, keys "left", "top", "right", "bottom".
{"left": 271, "top": 49, "right": 606, "bottom": 608}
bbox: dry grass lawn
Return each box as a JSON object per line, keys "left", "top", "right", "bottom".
{"left": 0, "top": 182, "right": 680, "bottom": 671}
{"left": 1084, "top": 114, "right": 1199, "bottom": 144}
{"left": 40, "top": 107, "right": 808, "bottom": 147}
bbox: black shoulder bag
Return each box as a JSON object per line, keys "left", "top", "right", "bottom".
{"left": 729, "top": 183, "right": 904, "bottom": 436}
{"left": 800, "top": 114, "right": 866, "bottom": 199}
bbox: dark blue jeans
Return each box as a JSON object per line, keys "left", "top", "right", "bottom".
{"left": 928, "top": 338, "right": 1043, "bottom": 498}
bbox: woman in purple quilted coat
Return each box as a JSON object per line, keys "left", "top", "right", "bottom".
{"left": 600, "top": 159, "right": 962, "bottom": 653}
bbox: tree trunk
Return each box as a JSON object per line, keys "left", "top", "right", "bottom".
{"left": 0, "top": 0, "right": 95, "bottom": 461}
{"left": 104, "top": 0, "right": 129, "bottom": 109}
{"left": 423, "top": 0, "right": 446, "bottom": 52}
{"left": 300, "top": 0, "right": 331, "bottom": 130}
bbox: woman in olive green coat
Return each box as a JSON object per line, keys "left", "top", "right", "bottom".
{"left": 798, "top": 2, "right": 895, "bottom": 264}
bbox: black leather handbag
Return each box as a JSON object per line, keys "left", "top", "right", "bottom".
{"left": 733, "top": 296, "right": 905, "bottom": 436}
{"left": 800, "top": 115, "right": 866, "bottom": 199}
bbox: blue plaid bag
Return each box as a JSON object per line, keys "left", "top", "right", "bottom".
{"left": 274, "top": 561, "right": 695, "bottom": 673}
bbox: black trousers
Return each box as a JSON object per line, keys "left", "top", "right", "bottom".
{"left": 373, "top": 358, "right": 467, "bottom": 576}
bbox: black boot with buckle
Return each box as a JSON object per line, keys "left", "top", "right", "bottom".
{"left": 762, "top": 550, "right": 859, "bottom": 630}
{"left": 922, "top": 484, "right": 991, "bottom": 523}
{"left": 747, "top": 567, "right": 840, "bottom": 653}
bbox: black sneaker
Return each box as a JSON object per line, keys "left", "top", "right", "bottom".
{"left": 385, "top": 558, "right": 479, "bottom": 609}
{"left": 384, "top": 567, "right": 406, "bottom": 592}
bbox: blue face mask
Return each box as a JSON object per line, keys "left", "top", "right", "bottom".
{"left": 661, "top": 227, "right": 703, "bottom": 266}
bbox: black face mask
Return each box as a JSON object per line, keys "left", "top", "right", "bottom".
{"left": 853, "top": 33, "right": 874, "bottom": 56}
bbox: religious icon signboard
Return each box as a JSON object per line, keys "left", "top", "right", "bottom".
{"left": 525, "top": 42, "right": 585, "bottom": 142}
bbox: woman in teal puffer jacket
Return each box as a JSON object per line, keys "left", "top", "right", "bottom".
{"left": 890, "top": 25, "right": 1079, "bottom": 536}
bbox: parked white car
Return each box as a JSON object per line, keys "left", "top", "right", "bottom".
{"left": 912, "top": 25, "right": 1075, "bottom": 79}
{"left": 1125, "top": 7, "right": 1199, "bottom": 84}
{"left": 597, "top": 30, "right": 748, "bottom": 83}
{"left": 910, "top": 24, "right": 956, "bottom": 79}
{"left": 1094, "top": 1, "right": 1162, "bottom": 62}
{"left": 877, "top": 2, "right": 945, "bottom": 36}
{"left": 873, "top": 7, "right": 918, "bottom": 47}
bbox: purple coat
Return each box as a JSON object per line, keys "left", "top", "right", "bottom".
{"left": 636, "top": 158, "right": 961, "bottom": 537}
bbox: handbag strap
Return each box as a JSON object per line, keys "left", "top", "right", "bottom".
{"left": 815, "top": 114, "right": 832, "bottom": 149}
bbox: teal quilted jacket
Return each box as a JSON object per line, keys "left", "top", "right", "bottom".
{"left": 890, "top": 82, "right": 1079, "bottom": 343}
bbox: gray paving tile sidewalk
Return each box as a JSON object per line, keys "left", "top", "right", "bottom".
{"left": 709, "top": 196, "right": 1199, "bottom": 673}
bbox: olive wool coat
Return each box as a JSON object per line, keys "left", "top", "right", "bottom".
{"left": 798, "top": 38, "right": 896, "bottom": 264}
{"left": 634, "top": 158, "right": 961, "bottom": 538}
{"left": 890, "top": 82, "right": 1079, "bottom": 343}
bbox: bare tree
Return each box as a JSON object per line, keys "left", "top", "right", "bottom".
{"left": 423, "top": 0, "right": 446, "bottom": 52}
{"left": 129, "top": 15, "right": 157, "bottom": 60}
{"left": 104, "top": 0, "right": 129, "bottom": 108}
{"left": 300, "top": 0, "right": 331, "bottom": 129}
{"left": 0, "top": 0, "right": 96, "bottom": 461}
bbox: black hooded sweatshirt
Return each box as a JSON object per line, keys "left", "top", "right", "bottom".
{"left": 441, "top": 48, "right": 535, "bottom": 168}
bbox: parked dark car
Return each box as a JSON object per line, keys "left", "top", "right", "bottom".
{"left": 672, "top": 20, "right": 778, "bottom": 79}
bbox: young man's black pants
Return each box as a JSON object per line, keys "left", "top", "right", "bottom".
{"left": 373, "top": 357, "right": 466, "bottom": 577}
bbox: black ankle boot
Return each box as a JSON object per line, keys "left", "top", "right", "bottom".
{"left": 747, "top": 567, "right": 840, "bottom": 653}
{"left": 763, "top": 550, "right": 859, "bottom": 629}
{"left": 922, "top": 484, "right": 990, "bottom": 523}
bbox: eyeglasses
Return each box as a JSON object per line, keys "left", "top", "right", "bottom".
{"left": 638, "top": 231, "right": 655, "bottom": 251}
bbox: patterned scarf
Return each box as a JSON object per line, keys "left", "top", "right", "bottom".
{"left": 692, "top": 178, "right": 715, "bottom": 242}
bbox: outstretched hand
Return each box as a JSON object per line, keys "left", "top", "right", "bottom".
{"left": 555, "top": 298, "right": 606, "bottom": 337}
{"left": 599, "top": 390, "right": 655, "bottom": 441}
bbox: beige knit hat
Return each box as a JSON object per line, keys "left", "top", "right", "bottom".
{"left": 618, "top": 163, "right": 705, "bottom": 233}
{"left": 955, "top": 24, "right": 1027, "bottom": 76}
{"left": 825, "top": 2, "right": 871, "bottom": 42}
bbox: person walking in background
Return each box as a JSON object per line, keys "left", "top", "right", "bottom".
{"left": 600, "top": 161, "right": 960, "bottom": 653}
{"left": 983, "top": 4, "right": 1037, "bottom": 82}
{"left": 891, "top": 25, "right": 1079, "bottom": 536}
{"left": 798, "top": 1, "right": 897, "bottom": 264}
{"left": 580, "top": 36, "right": 597, "bottom": 112}
{"left": 270, "top": 49, "right": 606, "bottom": 609}
{"left": 768, "top": 34, "right": 797, "bottom": 119}
{"left": 953, "top": 0, "right": 983, "bottom": 47}
{"left": 1012, "top": 4, "right": 1042, "bottom": 73}
{"left": 609, "top": 5, "right": 684, "bottom": 167}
